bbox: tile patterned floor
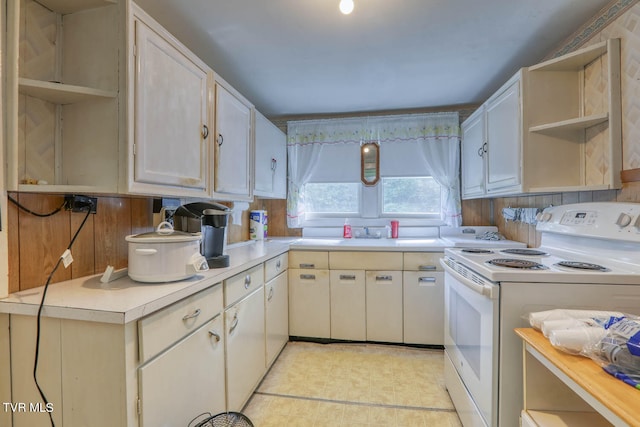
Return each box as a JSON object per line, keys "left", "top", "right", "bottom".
{"left": 243, "top": 341, "right": 462, "bottom": 427}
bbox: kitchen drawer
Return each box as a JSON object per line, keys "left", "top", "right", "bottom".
{"left": 265, "top": 253, "right": 288, "bottom": 282}
{"left": 224, "top": 264, "right": 264, "bottom": 307}
{"left": 288, "top": 251, "right": 329, "bottom": 269}
{"left": 329, "top": 251, "right": 402, "bottom": 270}
{"left": 138, "top": 284, "right": 223, "bottom": 362}
{"left": 403, "top": 252, "right": 443, "bottom": 271}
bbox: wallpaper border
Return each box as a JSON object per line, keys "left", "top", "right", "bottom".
{"left": 550, "top": 0, "right": 640, "bottom": 58}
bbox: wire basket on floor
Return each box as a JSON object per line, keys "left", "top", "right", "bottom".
{"left": 193, "top": 412, "right": 254, "bottom": 427}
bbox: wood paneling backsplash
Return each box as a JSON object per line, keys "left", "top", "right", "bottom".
{"left": 7, "top": 193, "right": 299, "bottom": 293}
{"left": 461, "top": 183, "right": 640, "bottom": 247}
{"left": 8, "top": 193, "right": 154, "bottom": 293}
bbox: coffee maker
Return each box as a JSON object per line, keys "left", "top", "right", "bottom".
{"left": 173, "top": 202, "right": 230, "bottom": 268}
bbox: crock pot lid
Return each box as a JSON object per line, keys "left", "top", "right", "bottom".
{"left": 126, "top": 222, "right": 201, "bottom": 242}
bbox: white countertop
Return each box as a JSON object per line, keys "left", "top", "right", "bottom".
{"left": 288, "top": 237, "right": 448, "bottom": 251}
{"left": 0, "top": 240, "right": 290, "bottom": 324}
{"left": 0, "top": 235, "right": 523, "bottom": 325}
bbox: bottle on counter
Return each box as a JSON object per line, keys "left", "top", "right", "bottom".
{"left": 343, "top": 219, "right": 352, "bottom": 239}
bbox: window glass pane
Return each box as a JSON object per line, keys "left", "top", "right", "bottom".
{"left": 382, "top": 177, "right": 441, "bottom": 215}
{"left": 305, "top": 183, "right": 360, "bottom": 214}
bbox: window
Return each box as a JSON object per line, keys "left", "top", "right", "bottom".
{"left": 382, "top": 177, "right": 441, "bottom": 216}
{"left": 287, "top": 113, "right": 461, "bottom": 228}
{"left": 305, "top": 183, "right": 360, "bottom": 216}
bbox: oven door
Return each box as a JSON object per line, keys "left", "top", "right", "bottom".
{"left": 442, "top": 259, "right": 499, "bottom": 427}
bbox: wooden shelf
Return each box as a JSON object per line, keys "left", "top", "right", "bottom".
{"left": 529, "top": 40, "right": 607, "bottom": 72}
{"left": 529, "top": 113, "right": 609, "bottom": 136}
{"left": 516, "top": 328, "right": 640, "bottom": 427}
{"left": 524, "top": 410, "right": 611, "bottom": 427}
{"left": 36, "top": 0, "right": 116, "bottom": 14}
{"left": 18, "top": 78, "right": 116, "bottom": 105}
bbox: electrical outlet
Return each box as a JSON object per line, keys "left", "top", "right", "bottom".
{"left": 65, "top": 195, "right": 98, "bottom": 214}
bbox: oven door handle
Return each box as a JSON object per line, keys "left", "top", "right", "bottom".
{"left": 440, "top": 258, "right": 498, "bottom": 299}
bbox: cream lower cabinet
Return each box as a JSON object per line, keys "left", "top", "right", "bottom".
{"left": 365, "top": 271, "right": 403, "bottom": 343}
{"left": 225, "top": 287, "right": 266, "bottom": 411}
{"left": 403, "top": 252, "right": 444, "bottom": 345}
{"left": 265, "top": 252, "right": 289, "bottom": 367}
{"left": 138, "top": 316, "right": 225, "bottom": 427}
{"left": 288, "top": 251, "right": 330, "bottom": 339}
{"left": 330, "top": 270, "right": 366, "bottom": 341}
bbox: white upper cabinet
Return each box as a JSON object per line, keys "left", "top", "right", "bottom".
{"left": 129, "top": 6, "right": 212, "bottom": 198}
{"left": 485, "top": 74, "right": 522, "bottom": 194}
{"left": 213, "top": 80, "right": 254, "bottom": 201}
{"left": 461, "top": 107, "right": 486, "bottom": 199}
{"left": 6, "top": 0, "right": 121, "bottom": 193}
{"left": 254, "top": 111, "right": 287, "bottom": 199}
{"left": 461, "top": 39, "right": 621, "bottom": 199}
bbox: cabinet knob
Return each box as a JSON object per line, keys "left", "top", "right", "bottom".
{"left": 244, "top": 275, "right": 252, "bottom": 289}
{"left": 276, "top": 259, "right": 281, "bottom": 270}
{"left": 217, "top": 134, "right": 224, "bottom": 146}
{"left": 202, "top": 125, "right": 209, "bottom": 139}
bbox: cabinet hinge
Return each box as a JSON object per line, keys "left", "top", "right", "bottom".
{"left": 132, "top": 143, "right": 136, "bottom": 156}
{"left": 133, "top": 43, "right": 137, "bottom": 57}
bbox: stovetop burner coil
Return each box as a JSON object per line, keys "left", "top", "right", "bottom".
{"left": 555, "top": 261, "right": 608, "bottom": 271}
{"left": 501, "top": 248, "right": 548, "bottom": 256}
{"left": 487, "top": 258, "right": 547, "bottom": 270}
{"left": 461, "top": 248, "right": 494, "bottom": 254}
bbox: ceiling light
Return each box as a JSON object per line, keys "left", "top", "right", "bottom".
{"left": 339, "top": 0, "right": 354, "bottom": 15}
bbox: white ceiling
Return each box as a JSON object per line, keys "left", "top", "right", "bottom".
{"left": 134, "top": 0, "right": 613, "bottom": 117}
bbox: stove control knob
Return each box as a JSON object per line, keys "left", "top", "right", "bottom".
{"left": 616, "top": 213, "right": 633, "bottom": 228}
{"left": 634, "top": 215, "right": 640, "bottom": 230}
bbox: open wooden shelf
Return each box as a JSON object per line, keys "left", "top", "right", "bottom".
{"left": 529, "top": 40, "right": 608, "bottom": 72}
{"left": 529, "top": 113, "right": 609, "bottom": 136}
{"left": 18, "top": 78, "right": 117, "bottom": 104}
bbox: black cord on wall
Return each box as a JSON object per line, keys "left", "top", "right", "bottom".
{"left": 9, "top": 195, "right": 94, "bottom": 427}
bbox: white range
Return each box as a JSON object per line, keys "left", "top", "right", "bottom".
{"left": 440, "top": 202, "right": 640, "bottom": 427}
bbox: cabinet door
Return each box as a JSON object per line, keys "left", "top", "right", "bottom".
{"left": 254, "top": 111, "right": 287, "bottom": 199}
{"left": 486, "top": 78, "right": 522, "bottom": 193}
{"left": 288, "top": 269, "right": 330, "bottom": 338}
{"left": 403, "top": 271, "right": 444, "bottom": 345}
{"left": 330, "top": 270, "right": 366, "bottom": 341}
{"left": 138, "top": 316, "right": 225, "bottom": 427}
{"left": 133, "top": 19, "right": 210, "bottom": 195}
{"left": 265, "top": 272, "right": 289, "bottom": 367}
{"left": 366, "top": 271, "right": 403, "bottom": 343}
{"left": 461, "top": 107, "right": 486, "bottom": 199}
{"left": 214, "top": 82, "right": 253, "bottom": 200}
{"left": 225, "top": 288, "right": 266, "bottom": 411}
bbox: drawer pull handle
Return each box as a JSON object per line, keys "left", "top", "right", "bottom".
{"left": 418, "top": 277, "right": 437, "bottom": 285}
{"left": 229, "top": 314, "right": 239, "bottom": 334}
{"left": 202, "top": 124, "right": 209, "bottom": 139}
{"left": 208, "top": 330, "right": 221, "bottom": 343}
{"left": 276, "top": 259, "right": 281, "bottom": 270}
{"left": 339, "top": 274, "right": 356, "bottom": 280}
{"left": 375, "top": 275, "right": 393, "bottom": 281}
{"left": 300, "top": 263, "right": 315, "bottom": 268}
{"left": 300, "top": 274, "right": 316, "bottom": 280}
{"left": 182, "top": 308, "right": 201, "bottom": 321}
{"left": 244, "top": 275, "right": 252, "bottom": 289}
{"left": 217, "top": 133, "right": 224, "bottom": 146}
{"left": 267, "top": 287, "right": 274, "bottom": 301}
{"left": 419, "top": 265, "right": 437, "bottom": 271}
